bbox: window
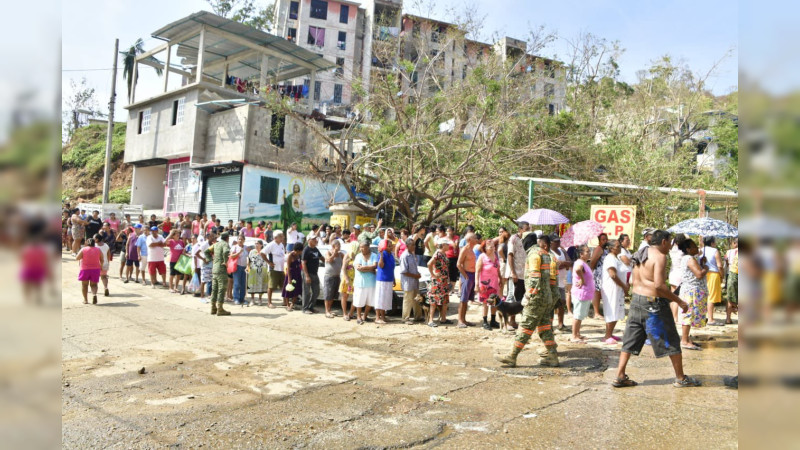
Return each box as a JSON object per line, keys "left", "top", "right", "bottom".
{"left": 548, "top": 104, "right": 556, "bottom": 115}
{"left": 431, "top": 31, "right": 439, "bottom": 43}
{"left": 337, "top": 31, "right": 346, "bottom": 50}
{"left": 138, "top": 108, "right": 151, "bottom": 134}
{"left": 314, "top": 81, "right": 321, "bottom": 101}
{"left": 333, "top": 84, "right": 343, "bottom": 104}
{"left": 171, "top": 98, "right": 185, "bottom": 126}
{"left": 335, "top": 57, "right": 345, "bottom": 77}
{"left": 462, "top": 66, "right": 467, "bottom": 79}
{"left": 336, "top": 57, "right": 345, "bottom": 67}
{"left": 287, "top": 27, "right": 297, "bottom": 42}
{"left": 339, "top": 4, "right": 349, "bottom": 23}
{"left": 289, "top": 1, "right": 299, "bottom": 19}
{"left": 270, "top": 114, "right": 285, "bottom": 147}
{"left": 259, "top": 176, "right": 280, "bottom": 204}
{"left": 166, "top": 163, "right": 200, "bottom": 213}
{"left": 308, "top": 26, "right": 325, "bottom": 47}
{"left": 544, "top": 83, "right": 555, "bottom": 98}
{"left": 310, "top": 0, "right": 327, "bottom": 20}
{"left": 412, "top": 23, "right": 420, "bottom": 36}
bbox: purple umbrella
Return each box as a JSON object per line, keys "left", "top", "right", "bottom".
{"left": 516, "top": 209, "right": 569, "bottom": 225}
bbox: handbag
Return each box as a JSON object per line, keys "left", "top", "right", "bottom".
{"left": 175, "top": 254, "right": 194, "bottom": 276}
{"left": 227, "top": 256, "right": 239, "bottom": 274}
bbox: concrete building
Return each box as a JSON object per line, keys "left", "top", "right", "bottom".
{"left": 123, "top": 11, "right": 350, "bottom": 229}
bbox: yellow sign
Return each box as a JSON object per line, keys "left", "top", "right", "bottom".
{"left": 330, "top": 214, "right": 349, "bottom": 229}
{"left": 589, "top": 205, "right": 637, "bottom": 248}
{"left": 355, "top": 215, "right": 373, "bottom": 227}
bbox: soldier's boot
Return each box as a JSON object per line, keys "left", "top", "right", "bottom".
{"left": 211, "top": 302, "right": 217, "bottom": 315}
{"left": 539, "top": 347, "right": 559, "bottom": 367}
{"left": 216, "top": 302, "right": 231, "bottom": 316}
{"left": 496, "top": 343, "right": 524, "bottom": 368}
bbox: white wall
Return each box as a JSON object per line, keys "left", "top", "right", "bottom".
{"left": 131, "top": 165, "right": 167, "bottom": 209}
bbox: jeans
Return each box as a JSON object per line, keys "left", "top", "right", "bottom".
{"left": 302, "top": 272, "right": 320, "bottom": 311}
{"left": 232, "top": 265, "right": 247, "bottom": 303}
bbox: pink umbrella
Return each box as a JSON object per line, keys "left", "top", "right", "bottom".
{"left": 560, "top": 220, "right": 605, "bottom": 248}
{"left": 516, "top": 208, "right": 569, "bottom": 225}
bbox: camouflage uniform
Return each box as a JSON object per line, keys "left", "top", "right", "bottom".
{"left": 210, "top": 239, "right": 231, "bottom": 316}
{"left": 496, "top": 246, "right": 559, "bottom": 367}
{"left": 549, "top": 249, "right": 562, "bottom": 315}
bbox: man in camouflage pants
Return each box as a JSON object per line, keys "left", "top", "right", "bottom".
{"left": 210, "top": 232, "right": 232, "bottom": 316}
{"left": 496, "top": 234, "right": 559, "bottom": 367}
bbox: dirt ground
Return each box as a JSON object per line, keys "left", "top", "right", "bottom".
{"left": 61, "top": 252, "right": 738, "bottom": 449}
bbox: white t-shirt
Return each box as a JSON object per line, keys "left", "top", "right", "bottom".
{"left": 505, "top": 234, "right": 526, "bottom": 279}
{"left": 638, "top": 241, "right": 649, "bottom": 251}
{"left": 287, "top": 229, "right": 301, "bottom": 245}
{"left": 618, "top": 248, "right": 632, "bottom": 282}
{"left": 97, "top": 243, "right": 110, "bottom": 270}
{"left": 263, "top": 241, "right": 286, "bottom": 271}
{"left": 601, "top": 253, "right": 624, "bottom": 302}
{"left": 554, "top": 248, "right": 568, "bottom": 288}
{"left": 230, "top": 243, "right": 248, "bottom": 266}
{"left": 146, "top": 235, "right": 166, "bottom": 262}
{"left": 192, "top": 241, "right": 209, "bottom": 270}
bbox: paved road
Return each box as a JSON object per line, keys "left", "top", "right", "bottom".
{"left": 61, "top": 253, "right": 738, "bottom": 448}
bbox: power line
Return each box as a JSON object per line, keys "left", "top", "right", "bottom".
{"left": 62, "top": 68, "right": 115, "bottom": 72}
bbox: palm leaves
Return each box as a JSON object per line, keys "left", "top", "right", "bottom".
{"left": 121, "top": 38, "right": 164, "bottom": 101}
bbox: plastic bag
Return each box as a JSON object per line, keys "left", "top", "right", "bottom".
{"left": 227, "top": 256, "right": 238, "bottom": 274}
{"left": 175, "top": 254, "right": 194, "bottom": 275}
{"left": 188, "top": 272, "right": 200, "bottom": 292}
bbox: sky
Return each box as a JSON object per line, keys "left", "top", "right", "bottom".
{"left": 60, "top": 0, "right": 739, "bottom": 122}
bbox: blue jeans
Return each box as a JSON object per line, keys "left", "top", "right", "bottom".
{"left": 233, "top": 265, "right": 247, "bottom": 303}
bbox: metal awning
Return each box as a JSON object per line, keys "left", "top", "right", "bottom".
{"left": 150, "top": 11, "right": 336, "bottom": 82}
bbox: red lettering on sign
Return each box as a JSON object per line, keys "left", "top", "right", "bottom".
{"left": 620, "top": 210, "right": 631, "bottom": 223}
{"left": 615, "top": 225, "right": 624, "bottom": 235}
{"left": 607, "top": 210, "right": 618, "bottom": 222}
{"left": 595, "top": 210, "right": 606, "bottom": 222}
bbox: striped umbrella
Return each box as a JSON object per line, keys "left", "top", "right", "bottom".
{"left": 560, "top": 220, "right": 606, "bottom": 248}
{"left": 516, "top": 209, "right": 569, "bottom": 225}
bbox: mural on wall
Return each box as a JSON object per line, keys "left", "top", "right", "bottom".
{"left": 240, "top": 166, "right": 350, "bottom": 232}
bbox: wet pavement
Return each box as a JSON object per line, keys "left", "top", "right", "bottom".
{"left": 61, "top": 254, "right": 738, "bottom": 448}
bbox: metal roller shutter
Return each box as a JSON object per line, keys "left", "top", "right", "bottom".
{"left": 203, "top": 175, "right": 241, "bottom": 223}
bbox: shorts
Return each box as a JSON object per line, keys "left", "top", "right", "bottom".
{"left": 148, "top": 261, "right": 167, "bottom": 276}
{"left": 572, "top": 299, "right": 591, "bottom": 320}
{"left": 324, "top": 275, "right": 341, "bottom": 300}
{"left": 459, "top": 272, "right": 475, "bottom": 303}
{"left": 169, "top": 261, "right": 183, "bottom": 276}
{"left": 508, "top": 279, "right": 525, "bottom": 303}
{"left": 126, "top": 259, "right": 140, "bottom": 267}
{"left": 20, "top": 267, "right": 47, "bottom": 283}
{"left": 448, "top": 257, "right": 459, "bottom": 282}
{"left": 620, "top": 294, "right": 682, "bottom": 358}
{"left": 78, "top": 268, "right": 101, "bottom": 283}
{"left": 269, "top": 270, "right": 285, "bottom": 290}
{"left": 555, "top": 287, "right": 566, "bottom": 308}
{"left": 352, "top": 286, "right": 375, "bottom": 308}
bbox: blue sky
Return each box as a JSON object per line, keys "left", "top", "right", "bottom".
{"left": 61, "top": 0, "right": 738, "bottom": 121}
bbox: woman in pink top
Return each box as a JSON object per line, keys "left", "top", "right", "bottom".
{"left": 76, "top": 238, "right": 103, "bottom": 304}
{"left": 191, "top": 215, "right": 202, "bottom": 236}
{"left": 20, "top": 237, "right": 50, "bottom": 306}
{"left": 166, "top": 231, "right": 187, "bottom": 294}
{"left": 475, "top": 239, "right": 501, "bottom": 330}
{"left": 570, "top": 245, "right": 595, "bottom": 343}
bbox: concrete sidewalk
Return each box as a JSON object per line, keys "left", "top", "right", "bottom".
{"left": 62, "top": 252, "right": 738, "bottom": 448}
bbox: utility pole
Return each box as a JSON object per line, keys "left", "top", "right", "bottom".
{"left": 102, "top": 38, "right": 119, "bottom": 205}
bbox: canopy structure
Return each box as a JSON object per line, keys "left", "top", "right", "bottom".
{"left": 129, "top": 11, "right": 336, "bottom": 106}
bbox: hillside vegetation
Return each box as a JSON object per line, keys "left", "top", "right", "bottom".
{"left": 62, "top": 123, "right": 132, "bottom": 203}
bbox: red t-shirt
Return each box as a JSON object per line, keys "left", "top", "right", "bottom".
{"left": 445, "top": 235, "right": 459, "bottom": 259}
{"left": 162, "top": 221, "right": 172, "bottom": 233}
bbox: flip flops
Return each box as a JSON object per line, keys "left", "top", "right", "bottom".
{"left": 569, "top": 338, "right": 587, "bottom": 344}
{"left": 681, "top": 343, "right": 702, "bottom": 350}
{"left": 603, "top": 337, "right": 617, "bottom": 345}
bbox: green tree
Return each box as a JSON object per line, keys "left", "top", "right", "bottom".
{"left": 206, "top": 0, "right": 275, "bottom": 31}
{"left": 121, "top": 38, "right": 164, "bottom": 102}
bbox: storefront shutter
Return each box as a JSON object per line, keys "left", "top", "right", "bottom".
{"left": 203, "top": 174, "right": 241, "bottom": 223}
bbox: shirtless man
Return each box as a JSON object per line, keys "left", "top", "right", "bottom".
{"left": 612, "top": 230, "right": 701, "bottom": 388}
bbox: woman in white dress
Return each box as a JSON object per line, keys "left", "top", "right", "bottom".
{"left": 601, "top": 240, "right": 628, "bottom": 345}
{"left": 668, "top": 234, "right": 688, "bottom": 321}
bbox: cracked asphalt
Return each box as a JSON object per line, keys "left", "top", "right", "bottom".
{"left": 61, "top": 253, "right": 738, "bottom": 448}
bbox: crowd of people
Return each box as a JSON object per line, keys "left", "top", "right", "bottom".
{"left": 63, "top": 206, "right": 740, "bottom": 387}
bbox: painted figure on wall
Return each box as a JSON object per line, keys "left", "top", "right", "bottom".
{"left": 281, "top": 181, "right": 305, "bottom": 231}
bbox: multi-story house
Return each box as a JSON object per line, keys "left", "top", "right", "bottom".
{"left": 123, "top": 11, "right": 350, "bottom": 230}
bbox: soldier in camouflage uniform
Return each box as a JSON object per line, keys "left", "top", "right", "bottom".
{"left": 210, "top": 232, "right": 232, "bottom": 316}
{"left": 496, "top": 234, "right": 559, "bottom": 367}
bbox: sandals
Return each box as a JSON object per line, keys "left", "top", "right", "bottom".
{"left": 612, "top": 374, "right": 638, "bottom": 388}
{"left": 357, "top": 319, "right": 364, "bottom": 325}
{"left": 92, "top": 295, "right": 97, "bottom": 305}
{"left": 569, "top": 338, "right": 587, "bottom": 344}
{"left": 344, "top": 315, "right": 351, "bottom": 321}
{"left": 681, "top": 343, "right": 702, "bottom": 351}
{"left": 673, "top": 375, "right": 702, "bottom": 388}
{"left": 325, "top": 313, "right": 336, "bottom": 319}
{"left": 428, "top": 322, "right": 438, "bottom": 328}
{"left": 439, "top": 319, "right": 451, "bottom": 325}
{"left": 268, "top": 304, "right": 276, "bottom": 309}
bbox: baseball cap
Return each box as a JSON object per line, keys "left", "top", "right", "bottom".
{"left": 150, "top": 226, "right": 159, "bottom": 231}
{"left": 549, "top": 233, "right": 561, "bottom": 241}
{"left": 307, "top": 233, "right": 318, "bottom": 240}
{"left": 134, "top": 224, "right": 143, "bottom": 229}
{"left": 353, "top": 224, "right": 361, "bottom": 230}
{"left": 642, "top": 227, "right": 655, "bottom": 236}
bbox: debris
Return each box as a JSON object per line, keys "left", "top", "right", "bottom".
{"left": 428, "top": 395, "right": 451, "bottom": 403}
{"left": 187, "top": 395, "right": 195, "bottom": 399}
{"left": 523, "top": 413, "right": 537, "bottom": 418}
{"left": 64, "top": 381, "right": 70, "bottom": 387}
{"left": 138, "top": 367, "right": 146, "bottom": 375}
